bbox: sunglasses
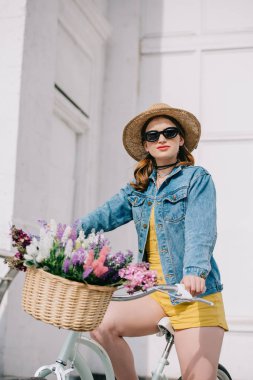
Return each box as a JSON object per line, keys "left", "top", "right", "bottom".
{"left": 144, "top": 127, "right": 180, "bottom": 142}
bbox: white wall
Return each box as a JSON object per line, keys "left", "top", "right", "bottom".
{"left": 97, "top": 0, "right": 253, "bottom": 379}
{"left": 139, "top": 1, "right": 253, "bottom": 378}
{"left": 1, "top": 0, "right": 62, "bottom": 375}
{"left": 0, "top": 0, "right": 111, "bottom": 376}
{"left": 1, "top": 0, "right": 253, "bottom": 379}
{"left": 0, "top": 0, "right": 27, "bottom": 373}
{"left": 0, "top": 0, "right": 26, "bottom": 250}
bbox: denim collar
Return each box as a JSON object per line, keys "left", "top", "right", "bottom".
{"left": 149, "top": 165, "right": 183, "bottom": 183}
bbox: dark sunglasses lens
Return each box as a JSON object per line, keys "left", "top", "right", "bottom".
{"left": 163, "top": 128, "right": 179, "bottom": 139}
{"left": 145, "top": 131, "right": 160, "bottom": 142}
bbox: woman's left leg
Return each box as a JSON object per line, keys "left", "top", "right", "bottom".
{"left": 174, "top": 326, "right": 224, "bottom": 380}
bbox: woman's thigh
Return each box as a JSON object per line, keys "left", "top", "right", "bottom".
{"left": 174, "top": 326, "right": 224, "bottom": 380}
{"left": 99, "top": 294, "right": 166, "bottom": 337}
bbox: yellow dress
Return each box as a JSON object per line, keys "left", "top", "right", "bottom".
{"left": 146, "top": 207, "right": 228, "bottom": 331}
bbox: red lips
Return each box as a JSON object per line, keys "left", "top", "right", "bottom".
{"left": 157, "top": 146, "right": 170, "bottom": 150}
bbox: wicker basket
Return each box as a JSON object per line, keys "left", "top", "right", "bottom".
{"left": 22, "top": 267, "right": 115, "bottom": 331}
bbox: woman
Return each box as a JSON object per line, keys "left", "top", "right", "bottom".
{"left": 79, "top": 103, "right": 228, "bottom": 380}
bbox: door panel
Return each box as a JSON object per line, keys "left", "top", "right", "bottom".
{"left": 201, "top": 48, "right": 253, "bottom": 136}
{"left": 48, "top": 114, "right": 76, "bottom": 222}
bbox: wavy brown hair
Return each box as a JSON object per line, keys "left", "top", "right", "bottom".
{"left": 130, "top": 115, "right": 195, "bottom": 192}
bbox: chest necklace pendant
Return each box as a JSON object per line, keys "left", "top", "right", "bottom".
{"left": 156, "top": 160, "right": 179, "bottom": 189}
{"left": 156, "top": 173, "right": 169, "bottom": 190}
{"left": 157, "top": 171, "right": 170, "bottom": 178}
{"left": 156, "top": 159, "right": 179, "bottom": 179}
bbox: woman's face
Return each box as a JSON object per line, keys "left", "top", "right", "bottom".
{"left": 143, "top": 117, "right": 184, "bottom": 165}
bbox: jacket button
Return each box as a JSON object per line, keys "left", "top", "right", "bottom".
{"left": 147, "top": 201, "right": 152, "bottom": 206}
{"left": 173, "top": 195, "right": 177, "bottom": 200}
{"left": 143, "top": 224, "right": 148, "bottom": 229}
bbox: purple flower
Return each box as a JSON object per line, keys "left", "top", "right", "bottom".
{"left": 63, "top": 258, "right": 71, "bottom": 273}
{"left": 69, "top": 220, "right": 78, "bottom": 242}
{"left": 89, "top": 232, "right": 110, "bottom": 251}
{"left": 56, "top": 223, "right": 67, "bottom": 241}
{"left": 106, "top": 250, "right": 133, "bottom": 269}
{"left": 83, "top": 267, "right": 93, "bottom": 279}
{"left": 15, "top": 252, "right": 23, "bottom": 259}
{"left": 71, "top": 247, "right": 86, "bottom": 266}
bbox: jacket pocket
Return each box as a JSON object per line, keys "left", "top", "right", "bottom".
{"left": 163, "top": 187, "right": 187, "bottom": 223}
{"left": 127, "top": 195, "right": 145, "bottom": 223}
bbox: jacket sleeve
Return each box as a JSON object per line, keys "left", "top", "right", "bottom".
{"left": 77, "top": 185, "right": 133, "bottom": 235}
{"left": 183, "top": 173, "right": 217, "bottom": 278}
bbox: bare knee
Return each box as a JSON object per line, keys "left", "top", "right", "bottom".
{"left": 90, "top": 320, "right": 120, "bottom": 345}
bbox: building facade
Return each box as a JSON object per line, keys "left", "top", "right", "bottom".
{"left": 0, "top": 0, "right": 253, "bottom": 378}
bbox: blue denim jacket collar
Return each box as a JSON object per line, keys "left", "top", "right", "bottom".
{"left": 149, "top": 165, "right": 183, "bottom": 181}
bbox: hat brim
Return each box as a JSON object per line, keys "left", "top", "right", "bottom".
{"left": 123, "top": 106, "right": 201, "bottom": 161}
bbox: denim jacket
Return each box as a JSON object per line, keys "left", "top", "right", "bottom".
{"left": 79, "top": 165, "right": 223, "bottom": 303}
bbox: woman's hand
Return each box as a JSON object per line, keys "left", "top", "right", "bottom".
{"left": 180, "top": 275, "right": 206, "bottom": 296}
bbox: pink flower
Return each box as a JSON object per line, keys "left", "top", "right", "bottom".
{"left": 84, "top": 250, "right": 94, "bottom": 268}
{"left": 119, "top": 263, "right": 157, "bottom": 294}
{"left": 98, "top": 245, "right": 110, "bottom": 264}
{"left": 82, "top": 250, "right": 95, "bottom": 278}
{"left": 93, "top": 261, "right": 109, "bottom": 277}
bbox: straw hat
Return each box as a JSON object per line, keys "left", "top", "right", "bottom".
{"left": 122, "top": 103, "right": 201, "bottom": 161}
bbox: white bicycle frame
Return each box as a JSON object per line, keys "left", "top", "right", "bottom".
{"left": 34, "top": 284, "right": 213, "bottom": 380}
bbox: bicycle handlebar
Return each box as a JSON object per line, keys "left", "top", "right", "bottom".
{"left": 112, "top": 284, "right": 214, "bottom": 306}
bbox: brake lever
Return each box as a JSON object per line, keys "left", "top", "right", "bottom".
{"left": 169, "top": 284, "right": 214, "bottom": 306}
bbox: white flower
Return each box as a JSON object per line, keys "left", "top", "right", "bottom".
{"left": 26, "top": 238, "right": 38, "bottom": 255}
{"left": 36, "top": 253, "right": 45, "bottom": 263}
{"left": 39, "top": 227, "right": 46, "bottom": 240}
{"left": 37, "top": 230, "right": 53, "bottom": 262}
{"left": 87, "top": 231, "right": 97, "bottom": 245}
{"left": 64, "top": 239, "right": 73, "bottom": 258}
{"left": 82, "top": 237, "right": 91, "bottom": 249}
{"left": 25, "top": 237, "right": 39, "bottom": 261}
{"left": 24, "top": 253, "right": 35, "bottom": 261}
{"left": 61, "top": 226, "right": 72, "bottom": 245}
{"left": 78, "top": 230, "right": 85, "bottom": 242}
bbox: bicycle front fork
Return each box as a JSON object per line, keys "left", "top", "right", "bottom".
{"left": 34, "top": 331, "right": 115, "bottom": 380}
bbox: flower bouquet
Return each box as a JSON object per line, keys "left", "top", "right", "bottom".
{"left": 5, "top": 221, "right": 157, "bottom": 331}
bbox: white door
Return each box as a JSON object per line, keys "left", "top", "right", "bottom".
{"left": 49, "top": 0, "right": 111, "bottom": 224}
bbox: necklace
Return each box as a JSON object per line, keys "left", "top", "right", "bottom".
{"left": 157, "top": 171, "right": 171, "bottom": 178}
{"left": 156, "top": 159, "right": 179, "bottom": 179}
{"left": 156, "top": 160, "right": 179, "bottom": 170}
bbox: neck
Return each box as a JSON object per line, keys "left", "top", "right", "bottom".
{"left": 155, "top": 159, "right": 179, "bottom": 170}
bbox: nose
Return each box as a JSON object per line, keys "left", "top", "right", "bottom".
{"left": 158, "top": 132, "right": 167, "bottom": 143}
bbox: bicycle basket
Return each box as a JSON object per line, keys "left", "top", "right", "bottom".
{"left": 22, "top": 267, "right": 115, "bottom": 331}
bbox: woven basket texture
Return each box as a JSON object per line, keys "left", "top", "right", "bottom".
{"left": 22, "top": 267, "right": 115, "bottom": 331}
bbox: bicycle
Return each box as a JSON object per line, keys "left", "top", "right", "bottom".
{"left": 33, "top": 284, "right": 232, "bottom": 380}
